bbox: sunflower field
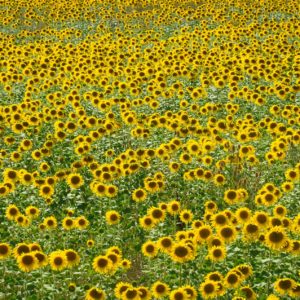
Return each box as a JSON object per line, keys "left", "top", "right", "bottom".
{"left": 0, "top": 0, "right": 300, "bottom": 299}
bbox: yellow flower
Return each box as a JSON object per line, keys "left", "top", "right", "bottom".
{"left": 132, "top": 188, "right": 147, "bottom": 202}
{"left": 0, "top": 243, "right": 11, "bottom": 260}
{"left": 64, "top": 249, "right": 80, "bottom": 268}
{"left": 169, "top": 288, "right": 189, "bottom": 300}
{"left": 265, "top": 226, "right": 288, "bottom": 250}
{"left": 75, "top": 216, "right": 89, "bottom": 230}
{"left": 5, "top": 204, "right": 20, "bottom": 221}
{"left": 93, "top": 255, "right": 112, "bottom": 274}
{"left": 25, "top": 206, "right": 40, "bottom": 219}
{"left": 85, "top": 287, "right": 106, "bottom": 300}
{"left": 141, "top": 241, "right": 158, "bottom": 258}
{"left": 43, "top": 216, "right": 57, "bottom": 230}
{"left": 206, "top": 246, "right": 226, "bottom": 262}
{"left": 39, "top": 184, "right": 54, "bottom": 198}
{"left": 62, "top": 217, "right": 75, "bottom": 230}
{"left": 170, "top": 243, "right": 193, "bottom": 263}
{"left": 151, "top": 281, "right": 170, "bottom": 298}
{"left": 199, "top": 280, "right": 219, "bottom": 299}
{"left": 274, "top": 278, "right": 297, "bottom": 296}
{"left": 67, "top": 173, "right": 84, "bottom": 189}
{"left": 105, "top": 210, "right": 121, "bottom": 225}
{"left": 167, "top": 200, "right": 181, "bottom": 215}
{"left": 179, "top": 209, "right": 194, "bottom": 224}
{"left": 49, "top": 251, "right": 68, "bottom": 271}
{"left": 17, "top": 253, "right": 39, "bottom": 272}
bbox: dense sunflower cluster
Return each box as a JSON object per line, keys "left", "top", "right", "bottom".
{"left": 0, "top": 0, "right": 299, "bottom": 298}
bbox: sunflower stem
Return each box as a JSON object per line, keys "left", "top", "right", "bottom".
{"left": 266, "top": 248, "right": 272, "bottom": 294}
{"left": 179, "top": 263, "right": 182, "bottom": 286}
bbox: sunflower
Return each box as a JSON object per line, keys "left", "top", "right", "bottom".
{"left": 19, "top": 172, "right": 33, "bottom": 185}
{"left": 240, "top": 286, "right": 257, "bottom": 300}
{"left": 157, "top": 236, "right": 173, "bottom": 253}
{"left": 29, "top": 243, "right": 42, "bottom": 252}
{"left": 242, "top": 222, "right": 260, "bottom": 242}
{"left": 43, "top": 216, "right": 57, "bottom": 230}
{"left": 68, "top": 282, "right": 76, "bottom": 292}
{"left": 17, "top": 253, "right": 39, "bottom": 272}
{"left": 106, "top": 252, "right": 121, "bottom": 271}
{"left": 205, "top": 271, "right": 223, "bottom": 282}
{"left": 64, "top": 249, "right": 80, "bottom": 268}
{"left": 114, "top": 282, "right": 132, "bottom": 299}
{"left": 196, "top": 225, "right": 213, "bottom": 243}
{"left": 87, "top": 239, "right": 95, "bottom": 248}
{"left": 0, "top": 184, "right": 9, "bottom": 197}
{"left": 207, "top": 236, "right": 224, "bottom": 248}
{"left": 179, "top": 152, "right": 192, "bottom": 165}
{"left": 105, "top": 185, "right": 118, "bottom": 198}
{"left": 212, "top": 212, "right": 228, "bottom": 228}
{"left": 274, "top": 278, "right": 297, "bottom": 296}
{"left": 170, "top": 243, "right": 192, "bottom": 263}
{"left": 106, "top": 246, "right": 122, "bottom": 257}
{"left": 13, "top": 243, "right": 30, "bottom": 258}
{"left": 273, "top": 205, "right": 287, "bottom": 217}
{"left": 5, "top": 204, "right": 20, "bottom": 221}
{"left": 15, "top": 214, "right": 30, "bottom": 227}
{"left": 67, "top": 173, "right": 84, "bottom": 189}
{"left": 224, "top": 189, "right": 238, "bottom": 204}
{"left": 132, "top": 188, "right": 147, "bottom": 202}
{"left": 3, "top": 168, "right": 18, "bottom": 183}
{"left": 62, "top": 217, "right": 75, "bottom": 230}
{"left": 25, "top": 206, "right": 40, "bottom": 219}
{"left": 213, "top": 174, "right": 226, "bottom": 186}
{"left": 265, "top": 226, "right": 287, "bottom": 250}
{"left": 252, "top": 211, "right": 269, "bottom": 228}
{"left": 224, "top": 271, "right": 242, "bottom": 289}
{"left": 93, "top": 255, "right": 112, "bottom": 274}
{"left": 93, "top": 182, "right": 107, "bottom": 197}
{"left": 235, "top": 264, "right": 253, "bottom": 279}
{"left": 39, "top": 184, "right": 54, "bottom": 198}
{"left": 105, "top": 210, "right": 121, "bottom": 225}
{"left": 217, "top": 225, "right": 237, "bottom": 243}
{"left": 179, "top": 209, "right": 194, "bottom": 224}
{"left": 33, "top": 251, "right": 48, "bottom": 268}
{"left": 206, "top": 246, "right": 226, "bottom": 262}
{"left": 0, "top": 243, "right": 11, "bottom": 260}
{"left": 199, "top": 280, "right": 219, "bottom": 299}
{"left": 169, "top": 288, "right": 189, "bottom": 300}
{"left": 235, "top": 207, "right": 252, "bottom": 224}
{"left": 285, "top": 168, "right": 299, "bottom": 182}
{"left": 120, "top": 259, "right": 131, "bottom": 270}
{"left": 141, "top": 241, "right": 158, "bottom": 258}
{"left": 167, "top": 200, "right": 181, "bottom": 215}
{"left": 49, "top": 251, "right": 68, "bottom": 271}
{"left": 204, "top": 201, "right": 218, "bottom": 213}
{"left": 85, "top": 287, "right": 106, "bottom": 300}
{"left": 139, "top": 215, "right": 156, "bottom": 230}
{"left": 148, "top": 207, "right": 165, "bottom": 223}
{"left": 151, "top": 281, "right": 170, "bottom": 298}
{"left": 122, "top": 288, "right": 140, "bottom": 300}
{"left": 169, "top": 161, "right": 181, "bottom": 173}
{"left": 261, "top": 192, "right": 277, "bottom": 206}
{"left": 281, "top": 181, "right": 294, "bottom": 193}
{"left": 183, "top": 285, "right": 197, "bottom": 299}
{"left": 75, "top": 216, "right": 90, "bottom": 230}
